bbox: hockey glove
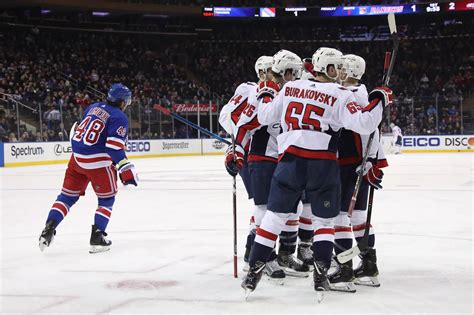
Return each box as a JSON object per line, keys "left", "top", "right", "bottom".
{"left": 256, "top": 80, "right": 280, "bottom": 102}
{"left": 224, "top": 144, "right": 245, "bottom": 177}
{"left": 117, "top": 159, "right": 138, "bottom": 186}
{"left": 368, "top": 86, "right": 393, "bottom": 107}
{"left": 356, "top": 159, "right": 384, "bottom": 190}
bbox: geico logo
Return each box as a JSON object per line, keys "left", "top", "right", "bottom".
{"left": 445, "top": 137, "right": 469, "bottom": 146}
{"left": 402, "top": 137, "right": 440, "bottom": 147}
{"left": 11, "top": 145, "right": 44, "bottom": 158}
{"left": 126, "top": 141, "right": 151, "bottom": 152}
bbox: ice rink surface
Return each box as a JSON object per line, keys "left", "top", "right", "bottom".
{"left": 0, "top": 153, "right": 472, "bottom": 314}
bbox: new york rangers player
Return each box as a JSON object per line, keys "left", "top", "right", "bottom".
{"left": 241, "top": 47, "right": 393, "bottom": 300}
{"left": 38, "top": 83, "right": 138, "bottom": 254}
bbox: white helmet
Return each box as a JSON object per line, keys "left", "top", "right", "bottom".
{"left": 312, "top": 47, "right": 343, "bottom": 79}
{"left": 255, "top": 56, "right": 273, "bottom": 78}
{"left": 341, "top": 54, "right": 366, "bottom": 80}
{"left": 271, "top": 49, "right": 302, "bottom": 78}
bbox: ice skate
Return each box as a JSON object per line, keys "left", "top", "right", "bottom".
{"left": 277, "top": 251, "right": 310, "bottom": 278}
{"left": 354, "top": 248, "right": 380, "bottom": 287}
{"left": 328, "top": 261, "right": 356, "bottom": 293}
{"left": 264, "top": 258, "right": 285, "bottom": 285}
{"left": 313, "top": 261, "right": 330, "bottom": 303}
{"left": 39, "top": 220, "right": 56, "bottom": 251}
{"left": 89, "top": 225, "right": 112, "bottom": 254}
{"left": 241, "top": 261, "right": 265, "bottom": 299}
{"left": 296, "top": 241, "right": 314, "bottom": 270}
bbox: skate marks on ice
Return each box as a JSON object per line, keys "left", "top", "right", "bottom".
{"left": 1, "top": 154, "right": 473, "bottom": 313}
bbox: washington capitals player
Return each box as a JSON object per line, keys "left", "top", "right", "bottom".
{"left": 38, "top": 83, "right": 138, "bottom": 254}
{"left": 226, "top": 50, "right": 309, "bottom": 279}
{"left": 241, "top": 47, "right": 393, "bottom": 299}
{"left": 219, "top": 56, "right": 271, "bottom": 271}
{"left": 329, "top": 54, "right": 388, "bottom": 291}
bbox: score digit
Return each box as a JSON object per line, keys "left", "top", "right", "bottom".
{"left": 411, "top": 4, "right": 416, "bottom": 12}
{"left": 449, "top": 2, "right": 455, "bottom": 10}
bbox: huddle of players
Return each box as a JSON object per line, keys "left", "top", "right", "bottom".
{"left": 219, "top": 47, "right": 393, "bottom": 298}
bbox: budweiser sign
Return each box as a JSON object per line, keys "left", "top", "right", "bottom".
{"left": 172, "top": 103, "right": 218, "bottom": 113}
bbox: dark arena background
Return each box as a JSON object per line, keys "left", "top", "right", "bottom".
{"left": 0, "top": 1, "right": 472, "bottom": 314}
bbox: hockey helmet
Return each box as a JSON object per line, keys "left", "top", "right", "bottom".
{"left": 312, "top": 47, "right": 343, "bottom": 79}
{"left": 107, "top": 83, "right": 132, "bottom": 109}
{"left": 341, "top": 54, "right": 366, "bottom": 80}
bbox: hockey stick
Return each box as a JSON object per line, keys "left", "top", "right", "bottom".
{"left": 154, "top": 104, "right": 231, "bottom": 145}
{"left": 337, "top": 13, "right": 399, "bottom": 264}
{"left": 231, "top": 133, "right": 238, "bottom": 278}
{"left": 347, "top": 50, "right": 392, "bottom": 218}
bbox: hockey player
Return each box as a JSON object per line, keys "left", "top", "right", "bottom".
{"left": 241, "top": 47, "right": 393, "bottom": 299}
{"left": 226, "top": 50, "right": 309, "bottom": 280}
{"left": 330, "top": 54, "right": 388, "bottom": 291}
{"left": 219, "top": 55, "right": 272, "bottom": 271}
{"left": 39, "top": 83, "right": 138, "bottom": 254}
{"left": 390, "top": 122, "right": 402, "bottom": 154}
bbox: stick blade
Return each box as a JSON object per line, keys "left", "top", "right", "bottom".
{"left": 336, "top": 245, "right": 361, "bottom": 264}
{"left": 388, "top": 13, "right": 397, "bottom": 34}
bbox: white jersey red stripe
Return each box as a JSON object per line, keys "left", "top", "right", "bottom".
{"left": 218, "top": 82, "right": 257, "bottom": 135}
{"left": 235, "top": 87, "right": 279, "bottom": 161}
{"left": 258, "top": 79, "right": 382, "bottom": 160}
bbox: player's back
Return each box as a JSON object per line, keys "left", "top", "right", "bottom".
{"left": 338, "top": 84, "right": 368, "bottom": 165}
{"left": 276, "top": 79, "right": 353, "bottom": 159}
{"left": 72, "top": 102, "right": 128, "bottom": 168}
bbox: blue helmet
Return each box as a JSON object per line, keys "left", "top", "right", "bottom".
{"left": 107, "top": 83, "right": 132, "bottom": 108}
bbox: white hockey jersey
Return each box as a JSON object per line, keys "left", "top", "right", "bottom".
{"left": 338, "top": 84, "right": 388, "bottom": 168}
{"left": 392, "top": 125, "right": 402, "bottom": 139}
{"left": 258, "top": 79, "right": 382, "bottom": 160}
{"left": 235, "top": 87, "right": 279, "bottom": 162}
{"left": 218, "top": 82, "right": 257, "bottom": 135}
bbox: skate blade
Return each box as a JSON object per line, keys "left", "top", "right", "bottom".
{"left": 316, "top": 290, "right": 325, "bottom": 303}
{"left": 38, "top": 237, "right": 51, "bottom": 252}
{"left": 281, "top": 267, "right": 309, "bottom": 278}
{"left": 89, "top": 245, "right": 111, "bottom": 254}
{"left": 244, "top": 288, "right": 252, "bottom": 301}
{"left": 329, "top": 281, "right": 357, "bottom": 293}
{"left": 355, "top": 276, "right": 380, "bottom": 287}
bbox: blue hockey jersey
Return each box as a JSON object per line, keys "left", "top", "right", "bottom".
{"left": 71, "top": 102, "right": 128, "bottom": 169}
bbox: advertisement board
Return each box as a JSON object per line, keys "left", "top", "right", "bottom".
{"left": 2, "top": 139, "right": 226, "bottom": 167}
{"left": 202, "top": 138, "right": 228, "bottom": 155}
{"left": 382, "top": 135, "right": 474, "bottom": 153}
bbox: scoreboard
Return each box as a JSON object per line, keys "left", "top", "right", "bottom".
{"left": 202, "top": 1, "right": 474, "bottom": 18}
